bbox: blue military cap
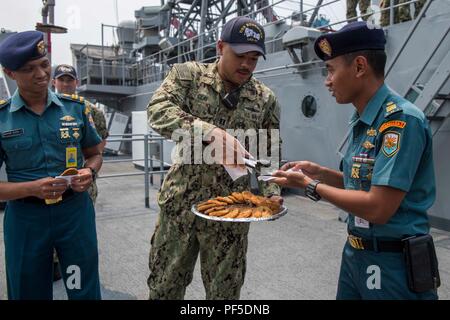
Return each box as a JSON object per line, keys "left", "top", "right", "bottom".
{"left": 314, "top": 22, "right": 386, "bottom": 61}
{"left": 0, "top": 31, "right": 47, "bottom": 71}
{"left": 221, "top": 16, "right": 266, "bottom": 59}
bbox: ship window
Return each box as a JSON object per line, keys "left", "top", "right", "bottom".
{"left": 301, "top": 95, "right": 317, "bottom": 118}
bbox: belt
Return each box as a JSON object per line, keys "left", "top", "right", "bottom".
{"left": 347, "top": 233, "right": 404, "bottom": 252}
{"left": 15, "top": 189, "right": 75, "bottom": 205}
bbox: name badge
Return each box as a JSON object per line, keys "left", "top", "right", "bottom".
{"left": 355, "top": 217, "right": 370, "bottom": 229}
{"left": 66, "top": 147, "right": 77, "bottom": 168}
{"left": 1, "top": 128, "right": 24, "bottom": 138}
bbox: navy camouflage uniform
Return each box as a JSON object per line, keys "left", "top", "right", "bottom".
{"left": 147, "top": 60, "right": 281, "bottom": 299}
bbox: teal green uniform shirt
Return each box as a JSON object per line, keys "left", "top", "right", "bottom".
{"left": 0, "top": 89, "right": 102, "bottom": 182}
{"left": 343, "top": 84, "right": 435, "bottom": 239}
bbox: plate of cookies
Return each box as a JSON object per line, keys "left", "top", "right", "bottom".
{"left": 192, "top": 191, "right": 288, "bottom": 222}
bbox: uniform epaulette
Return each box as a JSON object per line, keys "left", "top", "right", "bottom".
{"left": 173, "top": 63, "right": 193, "bottom": 81}
{"left": 384, "top": 101, "right": 403, "bottom": 118}
{"left": 0, "top": 98, "right": 11, "bottom": 109}
{"left": 58, "top": 93, "right": 85, "bottom": 104}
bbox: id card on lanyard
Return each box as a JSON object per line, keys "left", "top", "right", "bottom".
{"left": 66, "top": 145, "right": 77, "bottom": 168}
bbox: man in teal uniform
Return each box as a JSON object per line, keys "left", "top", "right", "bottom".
{"left": 271, "top": 22, "right": 439, "bottom": 299}
{"left": 0, "top": 31, "right": 103, "bottom": 299}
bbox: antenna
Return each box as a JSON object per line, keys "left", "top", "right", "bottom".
{"left": 114, "top": 0, "right": 119, "bottom": 25}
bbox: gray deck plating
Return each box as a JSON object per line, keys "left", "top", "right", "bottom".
{"left": 0, "top": 161, "right": 449, "bottom": 300}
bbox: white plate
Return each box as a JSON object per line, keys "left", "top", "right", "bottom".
{"left": 192, "top": 204, "right": 288, "bottom": 223}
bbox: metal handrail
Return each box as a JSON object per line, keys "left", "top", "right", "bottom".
{"left": 100, "top": 133, "right": 170, "bottom": 208}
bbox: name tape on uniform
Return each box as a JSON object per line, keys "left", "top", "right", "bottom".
{"left": 379, "top": 120, "right": 406, "bottom": 133}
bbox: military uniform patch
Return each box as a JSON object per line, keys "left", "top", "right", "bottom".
{"left": 318, "top": 38, "right": 332, "bottom": 57}
{"left": 60, "top": 128, "right": 70, "bottom": 139}
{"left": 173, "top": 64, "right": 192, "bottom": 81}
{"left": 59, "top": 93, "right": 85, "bottom": 104}
{"left": 379, "top": 120, "right": 406, "bottom": 133}
{"left": 60, "top": 115, "right": 76, "bottom": 122}
{"left": 362, "top": 140, "right": 375, "bottom": 150}
{"left": 351, "top": 163, "right": 361, "bottom": 179}
{"left": 382, "top": 131, "right": 400, "bottom": 157}
{"left": 384, "top": 102, "right": 402, "bottom": 117}
{"left": 37, "top": 40, "right": 46, "bottom": 55}
{"left": 367, "top": 128, "right": 377, "bottom": 137}
{"left": 72, "top": 128, "right": 80, "bottom": 139}
{"left": 88, "top": 113, "right": 96, "bottom": 128}
{"left": 1, "top": 128, "right": 24, "bottom": 138}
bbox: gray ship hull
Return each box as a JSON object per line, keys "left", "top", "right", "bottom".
{"left": 118, "top": 4, "right": 450, "bottom": 230}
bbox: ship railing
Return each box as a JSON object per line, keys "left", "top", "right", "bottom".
{"left": 77, "top": 0, "right": 426, "bottom": 87}
{"left": 134, "top": 0, "right": 426, "bottom": 85}
{"left": 99, "top": 133, "right": 169, "bottom": 209}
{"left": 132, "top": 0, "right": 342, "bottom": 85}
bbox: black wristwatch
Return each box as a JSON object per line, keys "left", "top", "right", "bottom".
{"left": 305, "top": 179, "right": 321, "bottom": 202}
{"left": 85, "top": 166, "right": 97, "bottom": 181}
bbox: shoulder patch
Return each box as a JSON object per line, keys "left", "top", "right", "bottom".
{"left": 58, "top": 93, "right": 85, "bottom": 104}
{"left": 382, "top": 131, "right": 401, "bottom": 157}
{"left": 379, "top": 120, "right": 406, "bottom": 133}
{"left": 384, "top": 102, "right": 403, "bottom": 118}
{"left": 84, "top": 102, "right": 91, "bottom": 115}
{"left": 173, "top": 64, "right": 193, "bottom": 81}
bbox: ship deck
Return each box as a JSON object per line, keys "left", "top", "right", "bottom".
{"left": 1, "top": 160, "right": 449, "bottom": 300}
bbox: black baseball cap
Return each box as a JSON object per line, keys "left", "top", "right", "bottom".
{"left": 220, "top": 16, "right": 266, "bottom": 59}
{"left": 53, "top": 64, "right": 77, "bottom": 79}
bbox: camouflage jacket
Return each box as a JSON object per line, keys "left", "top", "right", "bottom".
{"left": 147, "top": 60, "right": 281, "bottom": 207}
{"left": 85, "top": 100, "right": 109, "bottom": 140}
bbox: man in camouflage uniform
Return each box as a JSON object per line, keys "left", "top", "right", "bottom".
{"left": 147, "top": 16, "right": 282, "bottom": 300}
{"left": 380, "top": 0, "right": 427, "bottom": 27}
{"left": 51, "top": 64, "right": 109, "bottom": 281}
{"left": 347, "top": 0, "right": 371, "bottom": 22}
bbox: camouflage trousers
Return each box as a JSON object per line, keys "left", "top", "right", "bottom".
{"left": 380, "top": 0, "right": 427, "bottom": 27}
{"left": 54, "top": 183, "right": 98, "bottom": 264}
{"left": 147, "top": 204, "right": 250, "bottom": 300}
{"left": 346, "top": 0, "right": 370, "bottom": 21}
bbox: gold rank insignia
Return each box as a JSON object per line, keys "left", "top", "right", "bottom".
{"left": 318, "top": 38, "right": 332, "bottom": 57}
{"left": 362, "top": 141, "right": 375, "bottom": 150}
{"left": 386, "top": 104, "right": 396, "bottom": 113}
{"left": 366, "top": 172, "right": 372, "bottom": 181}
{"left": 60, "top": 128, "right": 70, "bottom": 139}
{"left": 367, "top": 128, "right": 377, "bottom": 137}
{"left": 351, "top": 163, "right": 361, "bottom": 179}
{"left": 37, "top": 40, "right": 46, "bottom": 55}
{"left": 72, "top": 128, "right": 80, "bottom": 139}
{"left": 60, "top": 115, "right": 76, "bottom": 122}
{"left": 0, "top": 100, "right": 6, "bottom": 105}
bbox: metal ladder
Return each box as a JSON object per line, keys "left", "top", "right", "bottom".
{"left": 386, "top": 0, "right": 450, "bottom": 136}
